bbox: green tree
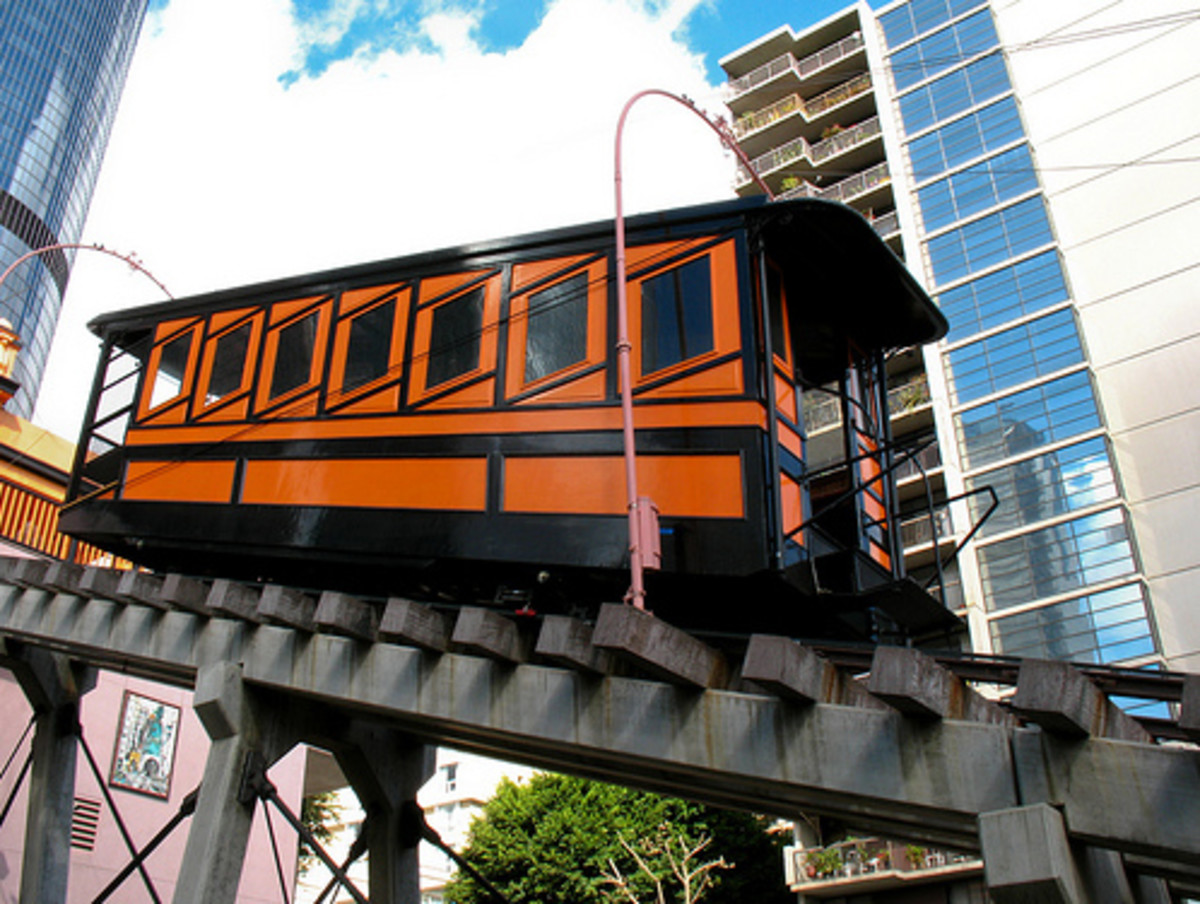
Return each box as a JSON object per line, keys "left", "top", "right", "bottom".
{"left": 443, "top": 774, "right": 790, "bottom": 904}
{"left": 297, "top": 791, "right": 339, "bottom": 874}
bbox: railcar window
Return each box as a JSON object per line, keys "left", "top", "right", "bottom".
{"left": 641, "top": 257, "right": 714, "bottom": 375}
{"left": 427, "top": 287, "right": 483, "bottom": 388}
{"left": 269, "top": 312, "right": 319, "bottom": 399}
{"left": 207, "top": 323, "right": 252, "bottom": 403}
{"left": 149, "top": 332, "right": 193, "bottom": 409}
{"left": 525, "top": 272, "right": 587, "bottom": 383}
{"left": 343, "top": 298, "right": 396, "bottom": 393}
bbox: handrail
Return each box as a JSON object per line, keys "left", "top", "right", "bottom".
{"left": 725, "top": 31, "right": 865, "bottom": 100}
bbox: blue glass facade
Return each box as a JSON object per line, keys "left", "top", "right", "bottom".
{"left": 880, "top": 0, "right": 1158, "bottom": 665}
{"left": 0, "top": 0, "right": 147, "bottom": 417}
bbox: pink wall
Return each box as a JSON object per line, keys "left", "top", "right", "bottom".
{"left": 0, "top": 669, "right": 307, "bottom": 903}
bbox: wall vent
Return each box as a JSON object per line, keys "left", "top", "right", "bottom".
{"left": 71, "top": 797, "right": 102, "bottom": 851}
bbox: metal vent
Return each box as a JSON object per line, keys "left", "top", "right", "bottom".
{"left": 71, "top": 797, "right": 102, "bottom": 851}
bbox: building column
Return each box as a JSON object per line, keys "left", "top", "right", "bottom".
{"left": 332, "top": 723, "right": 434, "bottom": 904}
{"left": 172, "top": 661, "right": 296, "bottom": 904}
{"left": 0, "top": 644, "right": 95, "bottom": 904}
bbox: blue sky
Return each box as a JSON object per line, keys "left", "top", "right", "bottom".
{"left": 283, "top": 0, "right": 880, "bottom": 84}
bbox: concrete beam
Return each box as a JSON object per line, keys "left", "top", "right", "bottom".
{"left": 741, "top": 634, "right": 882, "bottom": 708}
{"left": 77, "top": 566, "right": 122, "bottom": 599}
{"left": 160, "top": 574, "right": 211, "bottom": 614}
{"left": 314, "top": 591, "right": 375, "bottom": 640}
{"left": 1011, "top": 659, "right": 1150, "bottom": 741}
{"left": 206, "top": 579, "right": 262, "bottom": 622}
{"left": 867, "top": 646, "right": 1013, "bottom": 723}
{"left": 592, "top": 603, "right": 727, "bottom": 688}
{"left": 451, "top": 607, "right": 526, "bottom": 663}
{"left": 979, "top": 804, "right": 1088, "bottom": 904}
{"left": 258, "top": 585, "right": 317, "bottom": 632}
{"left": 534, "top": 615, "right": 612, "bottom": 675}
{"left": 378, "top": 598, "right": 451, "bottom": 652}
{"left": 4, "top": 557, "right": 49, "bottom": 588}
{"left": 115, "top": 570, "right": 168, "bottom": 608}
{"left": 42, "top": 561, "right": 85, "bottom": 594}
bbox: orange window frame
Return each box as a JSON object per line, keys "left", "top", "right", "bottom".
{"left": 254, "top": 297, "right": 333, "bottom": 415}
{"left": 326, "top": 285, "right": 412, "bottom": 409}
{"left": 628, "top": 239, "right": 741, "bottom": 386}
{"left": 409, "top": 274, "right": 502, "bottom": 404}
{"left": 192, "top": 309, "right": 265, "bottom": 420}
{"left": 505, "top": 258, "right": 606, "bottom": 397}
{"left": 136, "top": 318, "right": 204, "bottom": 424}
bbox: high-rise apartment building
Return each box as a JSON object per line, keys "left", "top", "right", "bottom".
{"left": 721, "top": 0, "right": 1200, "bottom": 676}
{"left": 0, "top": 0, "right": 148, "bottom": 417}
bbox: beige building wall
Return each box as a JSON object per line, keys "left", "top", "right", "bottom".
{"left": 994, "top": 0, "right": 1200, "bottom": 669}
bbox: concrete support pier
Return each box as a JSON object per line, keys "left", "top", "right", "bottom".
{"left": 173, "top": 661, "right": 296, "bottom": 904}
{"left": 980, "top": 804, "right": 1088, "bottom": 904}
{"left": 0, "top": 644, "right": 95, "bottom": 904}
{"left": 331, "top": 724, "right": 434, "bottom": 904}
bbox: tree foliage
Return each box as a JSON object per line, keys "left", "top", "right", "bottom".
{"left": 443, "top": 774, "right": 790, "bottom": 904}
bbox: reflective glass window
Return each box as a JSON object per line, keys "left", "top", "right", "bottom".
{"left": 947, "top": 309, "right": 1082, "bottom": 405}
{"left": 526, "top": 272, "right": 588, "bottom": 383}
{"left": 927, "top": 196, "right": 1053, "bottom": 286}
{"left": 427, "top": 287, "right": 484, "bottom": 388}
{"left": 343, "top": 298, "right": 396, "bottom": 393}
{"left": 891, "top": 10, "right": 998, "bottom": 92}
{"left": 919, "top": 144, "right": 1037, "bottom": 231}
{"left": 938, "top": 251, "right": 1069, "bottom": 343}
{"left": 269, "top": 313, "right": 319, "bottom": 399}
{"left": 908, "top": 97, "right": 1024, "bottom": 183}
{"left": 966, "top": 437, "right": 1119, "bottom": 537}
{"left": 880, "top": 0, "right": 988, "bottom": 48}
{"left": 207, "top": 323, "right": 252, "bottom": 402}
{"left": 641, "top": 257, "right": 714, "bottom": 376}
{"left": 978, "top": 507, "right": 1136, "bottom": 611}
{"left": 898, "top": 52, "right": 1010, "bottom": 134}
{"left": 956, "top": 370, "right": 1101, "bottom": 470}
{"left": 989, "top": 583, "right": 1155, "bottom": 663}
{"left": 149, "top": 331, "right": 192, "bottom": 409}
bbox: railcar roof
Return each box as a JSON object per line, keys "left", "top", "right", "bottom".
{"left": 88, "top": 196, "right": 946, "bottom": 375}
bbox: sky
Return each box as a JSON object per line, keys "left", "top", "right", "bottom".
{"left": 34, "top": 0, "right": 879, "bottom": 439}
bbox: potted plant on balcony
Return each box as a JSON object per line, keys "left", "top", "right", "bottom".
{"left": 905, "top": 843, "right": 928, "bottom": 870}
{"left": 805, "top": 846, "right": 844, "bottom": 879}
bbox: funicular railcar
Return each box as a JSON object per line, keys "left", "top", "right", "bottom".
{"left": 62, "top": 196, "right": 954, "bottom": 639}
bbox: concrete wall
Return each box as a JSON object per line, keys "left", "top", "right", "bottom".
{"left": 995, "top": 0, "right": 1200, "bottom": 670}
{"left": 0, "top": 669, "right": 306, "bottom": 903}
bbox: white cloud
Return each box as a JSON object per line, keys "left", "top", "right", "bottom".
{"left": 36, "top": 0, "right": 736, "bottom": 439}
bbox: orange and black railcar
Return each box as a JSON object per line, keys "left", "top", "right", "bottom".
{"left": 62, "top": 197, "right": 950, "bottom": 639}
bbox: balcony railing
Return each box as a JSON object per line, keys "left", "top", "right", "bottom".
{"left": 817, "top": 160, "right": 890, "bottom": 204}
{"left": 805, "top": 71, "right": 873, "bottom": 119}
{"left": 725, "top": 32, "right": 864, "bottom": 101}
{"left": 790, "top": 838, "right": 981, "bottom": 890}
{"left": 802, "top": 393, "right": 842, "bottom": 432}
{"left": 810, "top": 115, "right": 881, "bottom": 163}
{"left": 893, "top": 441, "right": 941, "bottom": 482}
{"left": 900, "top": 506, "right": 953, "bottom": 548}
{"left": 733, "top": 93, "right": 806, "bottom": 138}
{"left": 887, "top": 372, "right": 930, "bottom": 415}
{"left": 869, "top": 209, "right": 900, "bottom": 238}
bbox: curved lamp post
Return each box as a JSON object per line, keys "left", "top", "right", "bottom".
{"left": 613, "top": 89, "right": 775, "bottom": 608}
{"left": 0, "top": 242, "right": 173, "bottom": 302}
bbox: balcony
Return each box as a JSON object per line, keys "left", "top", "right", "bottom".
{"left": 893, "top": 440, "right": 941, "bottom": 483}
{"left": 725, "top": 32, "right": 865, "bottom": 102}
{"left": 818, "top": 159, "right": 890, "bottom": 205}
{"left": 736, "top": 116, "right": 882, "bottom": 187}
{"left": 888, "top": 371, "right": 930, "bottom": 416}
{"left": 787, "top": 838, "right": 982, "bottom": 896}
{"left": 869, "top": 209, "right": 900, "bottom": 239}
{"left": 900, "top": 506, "right": 953, "bottom": 549}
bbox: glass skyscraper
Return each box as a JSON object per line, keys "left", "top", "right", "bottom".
{"left": 0, "top": 0, "right": 148, "bottom": 417}
{"left": 721, "top": 0, "right": 1200, "bottom": 676}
